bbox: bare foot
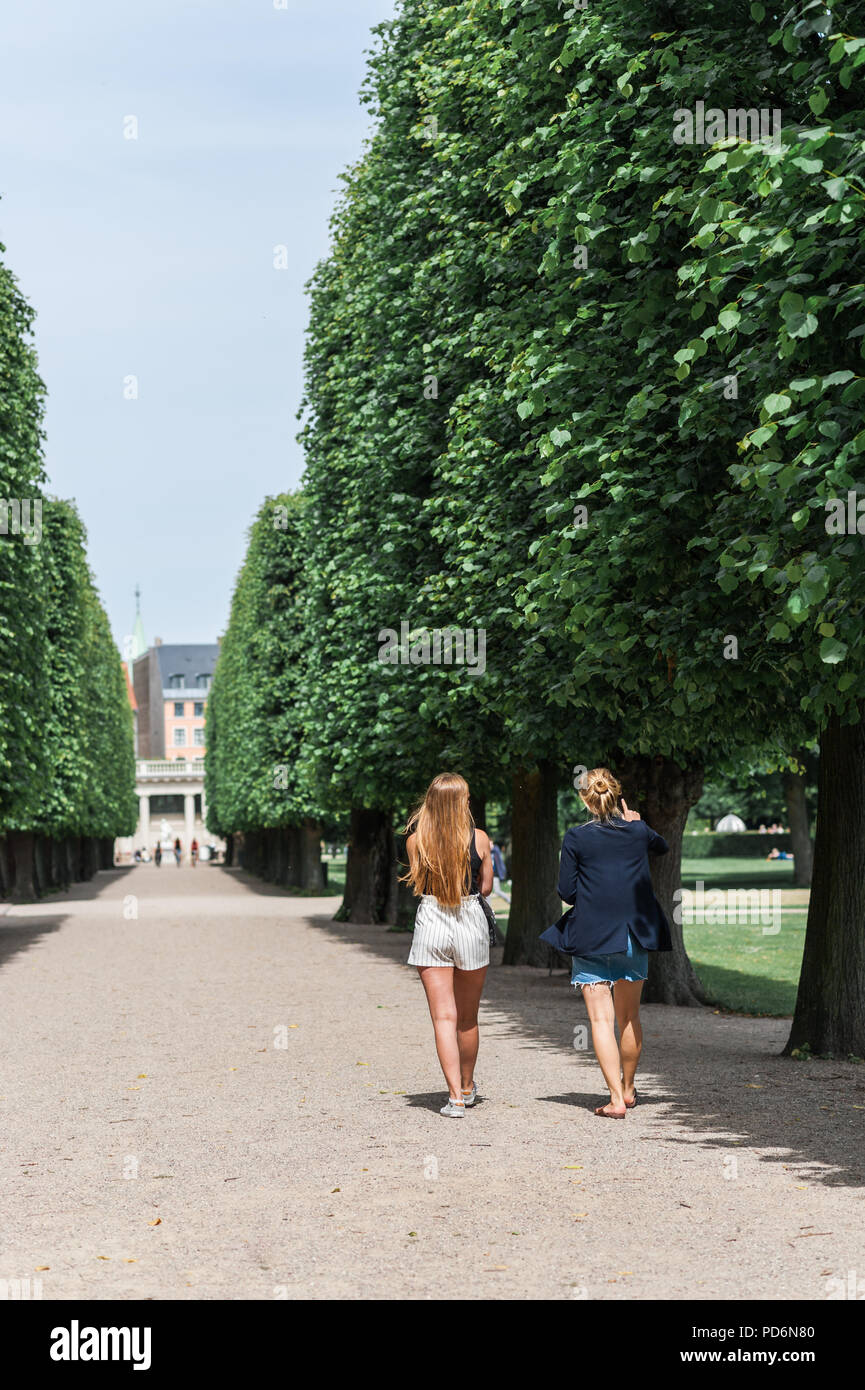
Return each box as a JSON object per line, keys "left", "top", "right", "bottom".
{"left": 594, "top": 1102, "right": 626, "bottom": 1119}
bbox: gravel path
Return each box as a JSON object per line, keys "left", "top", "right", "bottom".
{"left": 1, "top": 864, "right": 863, "bottom": 1301}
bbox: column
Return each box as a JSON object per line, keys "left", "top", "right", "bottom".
{"left": 184, "top": 793, "right": 195, "bottom": 859}
{"left": 139, "top": 794, "right": 150, "bottom": 850}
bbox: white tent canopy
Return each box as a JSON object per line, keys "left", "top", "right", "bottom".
{"left": 715, "top": 813, "right": 747, "bottom": 832}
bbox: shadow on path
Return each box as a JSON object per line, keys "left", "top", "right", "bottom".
{"left": 289, "top": 893, "right": 865, "bottom": 1193}
{"left": 0, "top": 867, "right": 135, "bottom": 974}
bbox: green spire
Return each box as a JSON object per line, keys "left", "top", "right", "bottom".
{"left": 130, "top": 584, "right": 147, "bottom": 660}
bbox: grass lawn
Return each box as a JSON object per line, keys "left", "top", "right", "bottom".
{"left": 680, "top": 855, "right": 805, "bottom": 1016}
{"left": 679, "top": 856, "right": 797, "bottom": 892}
{"left": 323, "top": 854, "right": 346, "bottom": 896}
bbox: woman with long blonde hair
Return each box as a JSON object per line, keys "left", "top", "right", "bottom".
{"left": 404, "top": 773, "right": 494, "bottom": 1117}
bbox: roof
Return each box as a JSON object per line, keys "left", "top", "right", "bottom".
{"left": 156, "top": 644, "right": 220, "bottom": 689}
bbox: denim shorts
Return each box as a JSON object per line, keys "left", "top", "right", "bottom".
{"left": 570, "top": 930, "right": 648, "bottom": 988}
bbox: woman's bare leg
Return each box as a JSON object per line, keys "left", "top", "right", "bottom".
{"left": 453, "top": 965, "right": 488, "bottom": 1092}
{"left": 417, "top": 966, "right": 461, "bottom": 1099}
{"left": 581, "top": 982, "right": 625, "bottom": 1115}
{"left": 613, "top": 979, "right": 644, "bottom": 1102}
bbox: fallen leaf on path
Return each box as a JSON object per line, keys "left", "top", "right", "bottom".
{"left": 137, "top": 1074, "right": 147, "bottom": 1079}
{"left": 356, "top": 1062, "right": 369, "bottom": 1067}
{"left": 744, "top": 1084, "right": 763, "bottom": 1089}
{"left": 563, "top": 1165, "right": 583, "bottom": 1170}
{"left": 35, "top": 1266, "right": 49, "bottom": 1271}
{"left": 331, "top": 1188, "right": 340, "bottom": 1193}
{"left": 148, "top": 1218, "right": 162, "bottom": 1226}
{"left": 97, "top": 1256, "right": 111, "bottom": 1260}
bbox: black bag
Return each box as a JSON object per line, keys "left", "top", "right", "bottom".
{"left": 476, "top": 892, "right": 499, "bottom": 948}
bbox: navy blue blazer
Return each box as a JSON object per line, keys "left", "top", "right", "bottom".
{"left": 539, "top": 817, "right": 671, "bottom": 957}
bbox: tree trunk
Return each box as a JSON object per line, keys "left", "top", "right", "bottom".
{"left": 79, "top": 836, "right": 99, "bottom": 881}
{"left": 64, "top": 837, "right": 79, "bottom": 884}
{"left": 238, "top": 831, "right": 256, "bottom": 874}
{"left": 264, "top": 828, "right": 280, "bottom": 882}
{"left": 336, "top": 808, "right": 394, "bottom": 924}
{"left": 300, "top": 818, "right": 325, "bottom": 892}
{"left": 33, "top": 836, "right": 48, "bottom": 896}
{"left": 269, "top": 827, "right": 286, "bottom": 886}
{"left": 9, "top": 832, "right": 37, "bottom": 902}
{"left": 618, "top": 754, "right": 708, "bottom": 1005}
{"left": 394, "top": 834, "right": 417, "bottom": 929}
{"left": 285, "top": 827, "right": 299, "bottom": 886}
{"left": 503, "top": 762, "right": 563, "bottom": 966}
{"left": 0, "top": 836, "right": 10, "bottom": 899}
{"left": 782, "top": 763, "right": 813, "bottom": 888}
{"left": 51, "top": 837, "right": 70, "bottom": 892}
{"left": 785, "top": 708, "right": 865, "bottom": 1057}
{"left": 224, "top": 833, "right": 234, "bottom": 867}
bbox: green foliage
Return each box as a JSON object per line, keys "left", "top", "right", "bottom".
{"left": 227, "top": 0, "right": 862, "bottom": 845}
{"left": 0, "top": 242, "right": 49, "bottom": 821}
{"left": 206, "top": 493, "right": 324, "bottom": 834}
{"left": 1, "top": 247, "right": 136, "bottom": 839}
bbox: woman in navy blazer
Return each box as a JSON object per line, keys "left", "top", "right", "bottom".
{"left": 540, "top": 767, "right": 670, "bottom": 1118}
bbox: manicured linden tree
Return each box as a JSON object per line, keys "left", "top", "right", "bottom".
{"left": 1, "top": 251, "right": 136, "bottom": 901}
{"left": 205, "top": 493, "right": 327, "bottom": 890}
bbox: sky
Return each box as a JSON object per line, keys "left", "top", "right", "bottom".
{"left": 0, "top": 0, "right": 396, "bottom": 651}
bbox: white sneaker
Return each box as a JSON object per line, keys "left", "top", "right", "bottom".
{"left": 440, "top": 1098, "right": 466, "bottom": 1118}
{"left": 461, "top": 1084, "right": 477, "bottom": 1107}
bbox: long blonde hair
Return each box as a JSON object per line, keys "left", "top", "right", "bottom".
{"left": 579, "top": 767, "right": 623, "bottom": 824}
{"left": 403, "top": 773, "right": 474, "bottom": 908}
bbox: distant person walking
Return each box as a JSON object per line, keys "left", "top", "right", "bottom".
{"left": 490, "top": 841, "right": 507, "bottom": 894}
{"left": 190, "top": 838, "right": 198, "bottom": 868}
{"left": 541, "top": 768, "right": 671, "bottom": 1119}
{"left": 174, "top": 837, "right": 182, "bottom": 868}
{"left": 154, "top": 844, "right": 162, "bottom": 868}
{"left": 404, "top": 773, "right": 494, "bottom": 1118}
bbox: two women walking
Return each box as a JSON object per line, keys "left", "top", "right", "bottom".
{"left": 405, "top": 768, "right": 670, "bottom": 1119}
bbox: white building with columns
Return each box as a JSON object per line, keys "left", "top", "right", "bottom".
{"left": 116, "top": 596, "right": 223, "bottom": 861}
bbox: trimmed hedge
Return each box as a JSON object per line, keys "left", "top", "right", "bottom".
{"left": 683, "top": 831, "right": 801, "bottom": 858}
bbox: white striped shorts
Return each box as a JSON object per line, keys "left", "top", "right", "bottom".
{"left": 407, "top": 895, "right": 490, "bottom": 970}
